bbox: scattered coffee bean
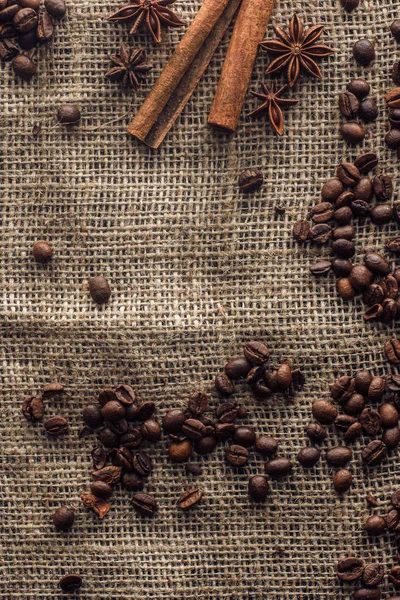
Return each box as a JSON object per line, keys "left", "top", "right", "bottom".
{"left": 387, "top": 87, "right": 400, "bottom": 109}
{"left": 312, "top": 399, "right": 338, "bottom": 424}
{"left": 353, "top": 588, "right": 381, "bottom": 600}
{"left": 340, "top": 122, "right": 365, "bottom": 144}
{"left": 332, "top": 258, "right": 353, "bottom": 277}
{"left": 333, "top": 469, "right": 353, "bottom": 493}
{"left": 340, "top": 0, "right": 360, "bottom": 12}
{"left": 359, "top": 98, "right": 378, "bottom": 122}
{"left": 359, "top": 408, "right": 381, "bottom": 436}
{"left": 378, "top": 402, "right": 399, "bottom": 428}
{"left": 333, "top": 225, "right": 355, "bottom": 240}
{"left": 362, "top": 439, "right": 387, "bottom": 466}
{"left": 336, "top": 557, "right": 364, "bottom": 581}
{"left": 391, "top": 19, "right": 400, "bottom": 42}
{"left": 354, "top": 178, "right": 373, "bottom": 201}
{"left": 248, "top": 475, "right": 269, "bottom": 501}
{"left": 238, "top": 168, "right": 263, "bottom": 193}
{"left": 169, "top": 439, "right": 192, "bottom": 462}
{"left": 93, "top": 465, "right": 122, "bottom": 485}
{"left": 306, "top": 423, "right": 327, "bottom": 444}
{"left": 244, "top": 340, "right": 270, "bottom": 365}
{"left": 292, "top": 219, "right": 310, "bottom": 241}
{"left": 225, "top": 444, "right": 249, "bottom": 467}
{"left": 36, "top": 11, "right": 54, "bottom": 43}
{"left": 389, "top": 566, "right": 400, "bottom": 588}
{"left": 337, "top": 278, "right": 355, "bottom": 300}
{"left": 215, "top": 402, "right": 238, "bottom": 423}
{"left": 131, "top": 492, "right": 157, "bottom": 517}
{"left": 310, "top": 260, "right": 331, "bottom": 275}
{"left": 32, "top": 240, "right": 53, "bottom": 265}
{"left": 382, "top": 427, "right": 400, "bottom": 449}
{"left": 101, "top": 400, "right": 125, "bottom": 422}
{"left": 349, "top": 265, "right": 373, "bottom": 291}
{"left": 339, "top": 92, "right": 360, "bottom": 118}
{"left": 163, "top": 408, "right": 185, "bottom": 433}
{"left": 57, "top": 103, "right": 81, "bottom": 125}
{"left": 365, "top": 514, "right": 387, "bottom": 536}
{"left": 370, "top": 204, "right": 393, "bottom": 225}
{"left": 255, "top": 434, "right": 278, "bottom": 455}
{"left": 233, "top": 426, "right": 256, "bottom": 447}
{"left": 264, "top": 456, "right": 293, "bottom": 478}
{"left": 83, "top": 404, "right": 103, "bottom": 429}
{"left": 22, "top": 396, "right": 44, "bottom": 422}
{"left": 53, "top": 506, "right": 74, "bottom": 531}
{"left": 185, "top": 463, "right": 202, "bottom": 476}
{"left": 297, "top": 446, "right": 320, "bottom": 468}
{"left": 308, "top": 223, "right": 332, "bottom": 244}
{"left": 44, "top": 415, "right": 68, "bottom": 436}
{"left": 343, "top": 393, "right": 365, "bottom": 415}
{"left": 385, "top": 338, "right": 400, "bottom": 364}
{"left": 215, "top": 372, "right": 235, "bottom": 395}
{"left": 215, "top": 422, "right": 235, "bottom": 441}
{"left": 353, "top": 39, "right": 375, "bottom": 66}
{"left": 389, "top": 108, "right": 400, "bottom": 128}
{"left": 325, "top": 446, "right": 352, "bottom": 467}
{"left": 367, "top": 376, "right": 386, "bottom": 401}
{"left": 194, "top": 435, "right": 217, "bottom": 455}
{"left": 141, "top": 419, "right": 161, "bottom": 442}
{"left": 122, "top": 472, "right": 144, "bottom": 491}
{"left": 13, "top": 7, "right": 38, "bottom": 33}
{"left": 59, "top": 574, "right": 82, "bottom": 593}
{"left": 386, "top": 508, "right": 400, "bottom": 530}
{"left": 321, "top": 177, "right": 344, "bottom": 201}
{"left": 88, "top": 275, "right": 111, "bottom": 304}
{"left": 91, "top": 481, "right": 113, "bottom": 499}
{"left": 178, "top": 488, "right": 202, "bottom": 510}
{"left": 224, "top": 357, "right": 252, "bottom": 380}
{"left": 354, "top": 151, "right": 378, "bottom": 173}
{"left": 386, "top": 236, "right": 400, "bottom": 252}
{"left": 373, "top": 174, "right": 393, "bottom": 201}
{"left": 385, "top": 129, "right": 400, "bottom": 149}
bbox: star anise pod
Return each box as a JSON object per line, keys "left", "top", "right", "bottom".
{"left": 108, "top": 0, "right": 185, "bottom": 44}
{"left": 105, "top": 44, "right": 151, "bottom": 90}
{"left": 248, "top": 83, "right": 299, "bottom": 135}
{"left": 260, "top": 13, "right": 334, "bottom": 87}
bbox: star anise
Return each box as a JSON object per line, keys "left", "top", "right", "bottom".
{"left": 260, "top": 13, "right": 334, "bottom": 87}
{"left": 248, "top": 83, "right": 299, "bottom": 135}
{"left": 105, "top": 44, "right": 152, "bottom": 90}
{"left": 108, "top": 0, "right": 185, "bottom": 44}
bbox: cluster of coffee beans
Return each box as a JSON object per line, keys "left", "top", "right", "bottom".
{"left": 0, "top": 0, "right": 66, "bottom": 80}
{"left": 339, "top": 78, "right": 377, "bottom": 145}
{"left": 293, "top": 153, "right": 400, "bottom": 323}
{"left": 365, "top": 487, "right": 400, "bottom": 541}
{"left": 215, "top": 340, "right": 305, "bottom": 402}
{"left": 307, "top": 372, "right": 400, "bottom": 494}
{"left": 22, "top": 381, "right": 69, "bottom": 436}
{"left": 336, "top": 556, "right": 394, "bottom": 599}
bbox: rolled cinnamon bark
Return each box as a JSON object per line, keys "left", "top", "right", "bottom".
{"left": 208, "top": 0, "right": 276, "bottom": 132}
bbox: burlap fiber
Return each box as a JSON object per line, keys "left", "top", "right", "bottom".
{"left": 2, "top": 0, "right": 400, "bottom": 597}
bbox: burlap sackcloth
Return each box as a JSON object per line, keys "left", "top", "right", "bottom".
{"left": 1, "top": 0, "right": 400, "bottom": 598}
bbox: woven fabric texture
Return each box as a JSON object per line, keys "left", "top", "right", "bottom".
{"left": 1, "top": 0, "right": 400, "bottom": 598}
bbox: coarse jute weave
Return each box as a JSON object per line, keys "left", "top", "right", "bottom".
{"left": 1, "top": 0, "right": 400, "bottom": 598}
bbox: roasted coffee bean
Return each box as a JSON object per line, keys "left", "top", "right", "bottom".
{"left": 186, "top": 392, "right": 207, "bottom": 417}
{"left": 17, "top": 29, "right": 37, "bottom": 50}
{"left": 91, "top": 445, "right": 107, "bottom": 470}
{"left": 53, "top": 506, "right": 74, "bottom": 531}
{"left": 332, "top": 258, "right": 353, "bottom": 277}
{"left": 391, "top": 19, "right": 400, "bottom": 42}
{"left": 44, "top": 415, "right": 68, "bottom": 436}
{"left": 363, "top": 304, "right": 383, "bottom": 321}
{"left": 382, "top": 274, "right": 399, "bottom": 298}
{"left": 387, "top": 373, "right": 400, "bottom": 392}
{"left": 194, "top": 435, "right": 217, "bottom": 455}
{"left": 312, "top": 399, "right": 338, "bottom": 424}
{"left": 387, "top": 236, "right": 400, "bottom": 252}
{"left": 178, "top": 488, "right": 202, "bottom": 510}
{"left": 373, "top": 174, "right": 393, "bottom": 201}
{"left": 264, "top": 456, "right": 293, "bottom": 478}
{"left": 348, "top": 79, "right": 371, "bottom": 99}
{"left": 238, "top": 168, "right": 263, "bottom": 193}
{"left": 335, "top": 414, "right": 357, "bottom": 431}
{"left": 325, "top": 446, "right": 352, "bottom": 467}
{"left": 365, "top": 514, "right": 387, "bottom": 535}
{"left": 332, "top": 239, "right": 355, "bottom": 258}
{"left": 224, "top": 357, "right": 252, "bottom": 380}
{"left": 379, "top": 402, "right": 399, "bottom": 428}
{"left": 340, "top": 0, "right": 360, "bottom": 11}
{"left": 383, "top": 298, "right": 399, "bottom": 322}
{"left": 387, "top": 87, "right": 400, "bottom": 109}
{"left": 19, "top": 0, "right": 41, "bottom": 10}
{"left": 297, "top": 446, "right": 320, "bottom": 468}
{"left": 215, "top": 422, "right": 235, "bottom": 441}
{"left": 163, "top": 409, "right": 185, "bottom": 433}
{"left": 13, "top": 7, "right": 37, "bottom": 33}
{"left": 185, "top": 463, "right": 203, "bottom": 476}
{"left": 244, "top": 341, "right": 270, "bottom": 365}
{"left": 362, "top": 439, "right": 388, "bottom": 466}
{"left": 32, "top": 240, "right": 53, "bottom": 263}
{"left": 255, "top": 434, "right": 278, "bottom": 456}
{"left": 132, "top": 451, "right": 152, "bottom": 476}
{"left": 57, "top": 103, "right": 81, "bottom": 125}
{"left": 308, "top": 223, "right": 332, "bottom": 244}
{"left": 368, "top": 376, "right": 386, "bottom": 401}
{"left": 384, "top": 338, "right": 400, "bottom": 365}
{"left": 106, "top": 418, "right": 127, "bottom": 435}
{"left": 306, "top": 423, "right": 327, "bottom": 444}
{"left": 355, "top": 369, "right": 372, "bottom": 395}
{"left": 310, "top": 260, "right": 331, "bottom": 275}
{"left": 390, "top": 108, "right": 400, "bottom": 128}
{"left": 335, "top": 190, "right": 355, "bottom": 208}
{"left": 93, "top": 465, "right": 122, "bottom": 486}
{"left": 386, "top": 508, "right": 400, "bottom": 530}
{"left": 382, "top": 427, "right": 400, "bottom": 449}
{"left": 131, "top": 492, "right": 157, "bottom": 517}
{"left": 233, "top": 426, "right": 256, "bottom": 447}
{"left": 333, "top": 206, "right": 353, "bottom": 225}
{"left": 336, "top": 557, "right": 364, "bottom": 581}
{"left": 370, "top": 204, "right": 393, "bottom": 225}
{"left": 111, "top": 446, "right": 133, "bottom": 472}
{"left": 349, "top": 265, "right": 373, "bottom": 291}
{"left": 353, "top": 39, "right": 375, "bottom": 65}
{"left": 44, "top": 0, "right": 66, "bottom": 19}
{"left": 337, "top": 278, "right": 355, "bottom": 300}
{"left": 215, "top": 372, "right": 235, "bottom": 395}
{"left": 339, "top": 92, "right": 360, "bottom": 118}
{"left": 359, "top": 98, "right": 378, "bottom": 122}
{"left": 310, "top": 201, "right": 335, "bottom": 223}
{"left": 121, "top": 472, "right": 144, "bottom": 491}
{"left": 90, "top": 481, "right": 113, "bottom": 500}
{"left": 343, "top": 393, "right": 365, "bottom": 415}
{"left": 354, "top": 178, "right": 373, "bottom": 201}
{"left": 333, "top": 469, "right": 353, "bottom": 493}
{"left": 337, "top": 162, "right": 361, "bottom": 186}
{"left": 389, "top": 566, "right": 400, "bottom": 588}
{"left": 331, "top": 375, "right": 356, "bottom": 403}
{"left": 394, "top": 64, "right": 400, "bottom": 86}
{"left": 359, "top": 408, "right": 381, "bottom": 436}
{"left": 0, "top": 38, "right": 18, "bottom": 60}
{"left": 181, "top": 418, "right": 206, "bottom": 441}
{"left": 42, "top": 382, "right": 65, "bottom": 401}
{"left": 101, "top": 401, "right": 125, "bottom": 423}
{"left": 345, "top": 422, "right": 362, "bottom": 442}
{"left": 364, "top": 252, "right": 389, "bottom": 276}
{"left": 292, "top": 219, "right": 310, "bottom": 241}
{"left": 97, "top": 388, "right": 117, "bottom": 407}
{"left": 114, "top": 384, "right": 136, "bottom": 406}
{"left": 81, "top": 493, "right": 110, "bottom": 519}
{"left": 87, "top": 274, "right": 111, "bottom": 305}
{"left": 169, "top": 439, "right": 192, "bottom": 462}
{"left": 120, "top": 429, "right": 142, "bottom": 450}
{"left": 333, "top": 225, "right": 355, "bottom": 241}
{"left": 248, "top": 475, "right": 269, "bottom": 501}
{"left": 99, "top": 427, "right": 120, "bottom": 448}
{"left": 392, "top": 489, "right": 400, "bottom": 509}
{"left": 215, "top": 402, "right": 238, "bottom": 423}
{"left": 340, "top": 122, "right": 365, "bottom": 144}
{"left": 252, "top": 380, "right": 272, "bottom": 401}
{"left": 140, "top": 419, "right": 161, "bottom": 442}
{"left": 354, "top": 151, "right": 378, "bottom": 173}
{"left": 59, "top": 574, "right": 82, "bottom": 593}
{"left": 321, "top": 177, "right": 344, "bottom": 201}
{"left": 225, "top": 444, "right": 249, "bottom": 467}
{"left": 82, "top": 404, "right": 103, "bottom": 429}
{"left": 275, "top": 362, "right": 292, "bottom": 391}
{"left": 363, "top": 285, "right": 384, "bottom": 306}
{"left": 22, "top": 396, "right": 44, "bottom": 422}
{"left": 353, "top": 588, "right": 381, "bottom": 600}
{"left": 385, "top": 129, "right": 400, "bottom": 149}
{"left": 0, "top": 4, "right": 19, "bottom": 22}
{"left": 351, "top": 198, "right": 370, "bottom": 217}
{"left": 246, "top": 365, "right": 266, "bottom": 385}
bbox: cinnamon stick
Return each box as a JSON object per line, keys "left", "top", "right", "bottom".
{"left": 208, "top": 0, "right": 275, "bottom": 132}
{"left": 128, "top": 0, "right": 242, "bottom": 148}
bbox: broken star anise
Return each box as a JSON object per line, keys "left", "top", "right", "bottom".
{"left": 108, "top": 0, "right": 185, "bottom": 44}
{"left": 260, "top": 13, "right": 334, "bottom": 87}
{"left": 105, "top": 44, "right": 152, "bottom": 90}
{"left": 249, "top": 83, "right": 299, "bottom": 135}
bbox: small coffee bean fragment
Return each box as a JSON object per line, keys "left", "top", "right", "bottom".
{"left": 354, "top": 151, "right": 378, "bottom": 173}
{"left": 358, "top": 98, "right": 378, "bottom": 122}
{"left": 306, "top": 423, "right": 327, "bottom": 444}
{"left": 353, "top": 588, "right": 381, "bottom": 600}
{"left": 363, "top": 304, "right": 383, "bottom": 321}
{"left": 225, "top": 444, "right": 249, "bottom": 467}
{"left": 337, "top": 278, "right": 355, "bottom": 300}
{"left": 255, "top": 434, "right": 278, "bottom": 456}
{"left": 131, "top": 492, "right": 157, "bottom": 517}
{"left": 379, "top": 402, "right": 399, "bottom": 428}
{"left": 53, "top": 506, "right": 74, "bottom": 531}
{"left": 336, "top": 557, "right": 364, "bottom": 581}
{"left": 88, "top": 275, "right": 111, "bottom": 304}
{"left": 44, "top": 415, "right": 68, "bottom": 436}
{"left": 57, "top": 104, "right": 81, "bottom": 125}
{"left": 325, "top": 446, "right": 352, "bottom": 467}
{"left": 91, "top": 481, "right": 113, "bottom": 499}
{"left": 297, "top": 446, "right": 320, "bottom": 468}
{"left": 359, "top": 408, "right": 381, "bottom": 436}
{"left": 22, "top": 396, "right": 44, "bottom": 422}
{"left": 215, "top": 372, "right": 235, "bottom": 395}
{"left": 248, "top": 475, "right": 269, "bottom": 501}
{"left": 312, "top": 399, "right": 337, "bottom": 424}
{"left": 373, "top": 174, "right": 393, "bottom": 201}
{"left": 310, "top": 260, "right": 331, "bottom": 275}
{"left": 389, "top": 566, "right": 400, "bottom": 588}
{"left": 365, "top": 514, "right": 387, "bottom": 536}
{"left": 333, "top": 469, "right": 352, "bottom": 493}
{"left": 340, "top": 0, "right": 360, "bottom": 12}
{"left": 59, "top": 574, "right": 82, "bottom": 593}
{"left": 169, "top": 439, "right": 192, "bottom": 462}
{"left": 321, "top": 177, "right": 343, "bottom": 201}
{"left": 362, "top": 439, "right": 387, "bottom": 466}
{"left": 384, "top": 339, "right": 400, "bottom": 365}
{"left": 353, "top": 39, "right": 375, "bottom": 66}
{"left": 339, "top": 92, "right": 360, "bottom": 118}
{"left": 238, "top": 168, "right": 263, "bottom": 193}
{"left": 292, "top": 219, "right": 310, "bottom": 241}
{"left": 370, "top": 204, "right": 393, "bottom": 225}
{"left": 44, "top": 0, "right": 67, "bottom": 19}
{"left": 178, "top": 488, "right": 202, "bottom": 510}
{"left": 264, "top": 456, "right": 293, "bottom": 479}
{"left": 340, "top": 122, "right": 365, "bottom": 144}
{"left": 382, "top": 427, "right": 400, "bottom": 449}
